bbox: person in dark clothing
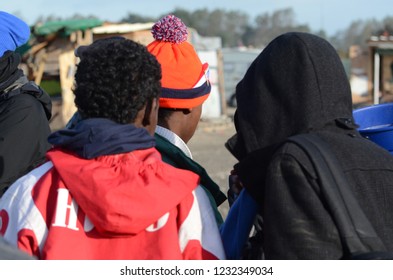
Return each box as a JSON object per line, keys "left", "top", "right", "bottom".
{"left": 225, "top": 32, "right": 393, "bottom": 259}
{"left": 0, "top": 11, "right": 52, "bottom": 196}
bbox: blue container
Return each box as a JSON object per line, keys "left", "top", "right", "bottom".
{"left": 353, "top": 102, "right": 393, "bottom": 154}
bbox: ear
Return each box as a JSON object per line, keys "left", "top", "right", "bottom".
{"left": 141, "top": 98, "right": 159, "bottom": 135}
{"left": 134, "top": 104, "right": 146, "bottom": 126}
{"left": 142, "top": 101, "right": 152, "bottom": 126}
{"left": 142, "top": 98, "right": 158, "bottom": 126}
{"left": 181, "top": 108, "right": 192, "bottom": 115}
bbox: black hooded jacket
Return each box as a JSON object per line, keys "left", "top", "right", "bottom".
{"left": 0, "top": 52, "right": 52, "bottom": 196}
{"left": 226, "top": 32, "right": 393, "bottom": 259}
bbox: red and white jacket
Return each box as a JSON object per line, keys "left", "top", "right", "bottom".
{"left": 0, "top": 147, "right": 225, "bottom": 260}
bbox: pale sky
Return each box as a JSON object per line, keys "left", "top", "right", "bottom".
{"left": 2, "top": 0, "right": 392, "bottom": 36}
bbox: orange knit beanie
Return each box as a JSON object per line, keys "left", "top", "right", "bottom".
{"left": 147, "top": 15, "right": 210, "bottom": 109}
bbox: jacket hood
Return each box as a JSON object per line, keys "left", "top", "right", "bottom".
{"left": 227, "top": 32, "right": 356, "bottom": 159}
{"left": 48, "top": 118, "right": 156, "bottom": 159}
{"left": 47, "top": 148, "right": 199, "bottom": 236}
{"left": 46, "top": 119, "right": 199, "bottom": 235}
{"left": 19, "top": 80, "right": 52, "bottom": 120}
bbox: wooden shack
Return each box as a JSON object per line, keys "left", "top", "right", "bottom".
{"left": 91, "top": 22, "right": 155, "bottom": 45}
{"left": 22, "top": 18, "right": 103, "bottom": 130}
{"left": 367, "top": 34, "right": 393, "bottom": 104}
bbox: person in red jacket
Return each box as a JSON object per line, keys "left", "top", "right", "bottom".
{"left": 0, "top": 37, "right": 225, "bottom": 260}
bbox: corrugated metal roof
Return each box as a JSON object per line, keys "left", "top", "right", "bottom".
{"left": 92, "top": 22, "right": 154, "bottom": 34}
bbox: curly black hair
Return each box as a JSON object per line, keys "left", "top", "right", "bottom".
{"left": 74, "top": 37, "right": 161, "bottom": 124}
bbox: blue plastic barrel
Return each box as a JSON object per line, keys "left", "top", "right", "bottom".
{"left": 353, "top": 102, "right": 393, "bottom": 154}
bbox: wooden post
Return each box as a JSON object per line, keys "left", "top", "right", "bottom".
{"left": 58, "top": 50, "right": 77, "bottom": 126}
{"left": 34, "top": 53, "right": 47, "bottom": 85}
{"left": 217, "top": 49, "right": 227, "bottom": 116}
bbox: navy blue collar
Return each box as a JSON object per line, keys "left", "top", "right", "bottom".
{"left": 48, "top": 118, "right": 155, "bottom": 159}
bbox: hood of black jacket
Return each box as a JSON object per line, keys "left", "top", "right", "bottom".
{"left": 227, "top": 32, "right": 357, "bottom": 160}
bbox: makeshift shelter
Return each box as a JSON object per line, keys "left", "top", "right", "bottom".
{"left": 91, "top": 22, "right": 155, "bottom": 45}
{"left": 22, "top": 18, "right": 103, "bottom": 129}
{"left": 367, "top": 34, "right": 393, "bottom": 104}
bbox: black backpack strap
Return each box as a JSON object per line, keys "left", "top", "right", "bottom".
{"left": 288, "top": 133, "right": 387, "bottom": 258}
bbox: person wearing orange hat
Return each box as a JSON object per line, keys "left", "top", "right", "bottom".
{"left": 147, "top": 15, "right": 227, "bottom": 226}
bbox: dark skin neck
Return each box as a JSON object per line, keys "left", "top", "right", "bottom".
{"left": 158, "top": 110, "right": 191, "bottom": 143}
{"left": 158, "top": 105, "right": 202, "bottom": 144}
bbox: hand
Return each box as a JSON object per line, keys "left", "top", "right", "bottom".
{"left": 228, "top": 170, "right": 243, "bottom": 206}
